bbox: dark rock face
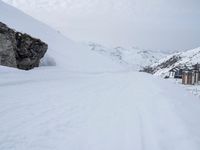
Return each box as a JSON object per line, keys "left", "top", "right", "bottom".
{"left": 0, "top": 22, "right": 48, "bottom": 70}
{"left": 140, "top": 66, "right": 155, "bottom": 74}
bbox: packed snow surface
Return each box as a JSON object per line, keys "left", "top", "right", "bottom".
{"left": 1, "top": 67, "right": 200, "bottom": 150}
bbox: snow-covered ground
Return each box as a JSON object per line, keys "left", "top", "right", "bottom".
{"left": 169, "top": 78, "right": 200, "bottom": 99}
{"left": 1, "top": 1, "right": 200, "bottom": 150}
{"left": 185, "top": 86, "right": 200, "bottom": 98}
{"left": 1, "top": 67, "right": 200, "bottom": 150}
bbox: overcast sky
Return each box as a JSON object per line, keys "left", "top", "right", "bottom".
{"left": 3, "top": 0, "right": 200, "bottom": 51}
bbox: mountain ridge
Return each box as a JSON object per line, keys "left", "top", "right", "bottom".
{"left": 143, "top": 46, "right": 200, "bottom": 77}
{"left": 88, "top": 42, "right": 167, "bottom": 70}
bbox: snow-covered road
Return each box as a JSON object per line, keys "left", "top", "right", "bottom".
{"left": 1, "top": 67, "right": 200, "bottom": 150}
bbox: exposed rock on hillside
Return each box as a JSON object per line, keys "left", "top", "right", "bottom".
{"left": 141, "top": 47, "right": 200, "bottom": 77}
{"left": 141, "top": 55, "right": 181, "bottom": 74}
{"left": 0, "top": 22, "right": 48, "bottom": 70}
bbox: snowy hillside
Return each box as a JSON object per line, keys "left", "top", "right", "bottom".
{"left": 146, "top": 47, "right": 200, "bottom": 77}
{"left": 1, "top": 1, "right": 200, "bottom": 150}
{"left": 88, "top": 43, "right": 167, "bottom": 70}
{"left": 0, "top": 0, "right": 123, "bottom": 72}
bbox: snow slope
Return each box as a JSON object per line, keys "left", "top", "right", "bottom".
{"left": 88, "top": 43, "right": 167, "bottom": 70}
{"left": 1, "top": 1, "right": 200, "bottom": 150}
{"left": 1, "top": 0, "right": 167, "bottom": 72}
{"left": 149, "top": 47, "right": 200, "bottom": 77}
{"left": 0, "top": 0, "right": 123, "bottom": 72}
{"left": 1, "top": 67, "right": 200, "bottom": 150}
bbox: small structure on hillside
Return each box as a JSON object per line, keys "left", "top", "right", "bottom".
{"left": 182, "top": 71, "right": 196, "bottom": 85}
{"left": 193, "top": 63, "right": 200, "bottom": 71}
{"left": 168, "top": 64, "right": 200, "bottom": 85}
{"left": 169, "top": 67, "right": 185, "bottom": 79}
{"left": 182, "top": 64, "right": 200, "bottom": 85}
{"left": 174, "top": 68, "right": 184, "bottom": 79}
{"left": 169, "top": 68, "right": 178, "bottom": 78}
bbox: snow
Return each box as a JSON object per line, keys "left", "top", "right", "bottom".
{"left": 0, "top": 0, "right": 124, "bottom": 72}
{"left": 169, "top": 79, "right": 200, "bottom": 99}
{"left": 88, "top": 42, "right": 167, "bottom": 70}
{"left": 1, "top": 67, "right": 200, "bottom": 150}
{"left": 1, "top": 1, "right": 200, "bottom": 150}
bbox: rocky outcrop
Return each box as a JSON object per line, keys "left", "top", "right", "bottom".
{"left": 0, "top": 22, "right": 48, "bottom": 70}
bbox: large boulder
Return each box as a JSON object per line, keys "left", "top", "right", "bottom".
{"left": 0, "top": 22, "right": 48, "bottom": 70}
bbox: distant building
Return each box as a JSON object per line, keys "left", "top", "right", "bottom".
{"left": 168, "top": 63, "right": 200, "bottom": 85}
{"left": 169, "top": 67, "right": 184, "bottom": 79}
{"left": 182, "top": 64, "right": 200, "bottom": 85}
{"left": 169, "top": 68, "right": 178, "bottom": 78}
{"left": 174, "top": 68, "right": 183, "bottom": 79}
{"left": 193, "top": 63, "right": 200, "bottom": 71}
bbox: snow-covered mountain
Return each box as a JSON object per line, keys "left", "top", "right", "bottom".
{"left": 2, "top": 1, "right": 200, "bottom": 150}
{"left": 88, "top": 43, "right": 167, "bottom": 70}
{"left": 0, "top": 0, "right": 122, "bottom": 72}
{"left": 145, "top": 47, "right": 200, "bottom": 77}
{"left": 0, "top": 0, "right": 169, "bottom": 73}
